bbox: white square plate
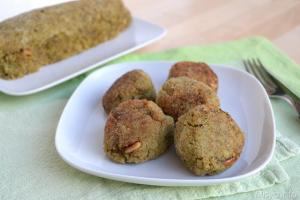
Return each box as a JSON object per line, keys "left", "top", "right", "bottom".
{"left": 55, "top": 61, "right": 275, "bottom": 186}
{"left": 0, "top": 18, "right": 166, "bottom": 96}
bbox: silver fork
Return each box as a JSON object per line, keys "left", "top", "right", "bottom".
{"left": 243, "top": 58, "right": 300, "bottom": 118}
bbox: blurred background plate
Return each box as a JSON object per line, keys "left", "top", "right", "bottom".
{"left": 0, "top": 18, "right": 166, "bottom": 96}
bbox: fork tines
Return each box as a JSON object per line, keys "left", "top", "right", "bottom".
{"left": 243, "top": 58, "right": 277, "bottom": 94}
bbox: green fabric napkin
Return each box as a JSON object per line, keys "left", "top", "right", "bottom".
{"left": 1, "top": 36, "right": 300, "bottom": 200}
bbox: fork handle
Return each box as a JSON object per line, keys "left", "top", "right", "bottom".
{"left": 272, "top": 94, "right": 300, "bottom": 118}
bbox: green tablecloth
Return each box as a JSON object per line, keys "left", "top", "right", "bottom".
{"left": 1, "top": 36, "right": 300, "bottom": 200}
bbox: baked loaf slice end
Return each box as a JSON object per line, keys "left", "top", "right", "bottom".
{"left": 0, "top": 0, "right": 131, "bottom": 79}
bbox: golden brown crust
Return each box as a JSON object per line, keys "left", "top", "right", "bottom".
{"left": 0, "top": 0, "right": 132, "bottom": 79}
{"left": 175, "top": 105, "right": 245, "bottom": 175}
{"left": 102, "top": 70, "right": 156, "bottom": 114}
{"left": 156, "top": 77, "right": 219, "bottom": 120}
{"left": 104, "top": 99, "right": 174, "bottom": 164}
{"left": 168, "top": 61, "right": 218, "bottom": 91}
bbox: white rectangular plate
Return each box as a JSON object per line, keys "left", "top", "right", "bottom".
{"left": 55, "top": 61, "right": 275, "bottom": 186}
{"left": 0, "top": 18, "right": 166, "bottom": 96}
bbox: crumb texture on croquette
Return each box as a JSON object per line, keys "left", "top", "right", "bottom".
{"left": 102, "top": 70, "right": 156, "bottom": 114}
{"left": 156, "top": 77, "right": 219, "bottom": 120}
{"left": 174, "top": 105, "right": 245, "bottom": 175}
{"left": 104, "top": 99, "right": 174, "bottom": 164}
{"left": 169, "top": 61, "right": 218, "bottom": 91}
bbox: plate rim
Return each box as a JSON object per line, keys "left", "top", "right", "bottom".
{"left": 55, "top": 60, "right": 276, "bottom": 186}
{"left": 0, "top": 17, "right": 167, "bottom": 96}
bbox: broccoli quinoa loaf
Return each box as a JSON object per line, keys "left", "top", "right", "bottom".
{"left": 168, "top": 61, "right": 219, "bottom": 91}
{"left": 102, "top": 69, "right": 156, "bottom": 114}
{"left": 0, "top": 0, "right": 131, "bottom": 79}
{"left": 175, "top": 105, "right": 245, "bottom": 175}
{"left": 104, "top": 99, "right": 174, "bottom": 164}
{"left": 156, "top": 77, "right": 220, "bottom": 120}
